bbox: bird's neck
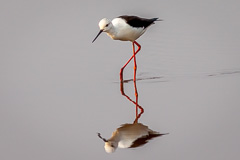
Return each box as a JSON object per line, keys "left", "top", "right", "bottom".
{"left": 106, "top": 27, "right": 117, "bottom": 40}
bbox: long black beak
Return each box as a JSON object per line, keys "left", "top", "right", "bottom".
{"left": 92, "top": 30, "right": 103, "bottom": 43}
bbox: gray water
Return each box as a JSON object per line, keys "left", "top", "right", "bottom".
{"left": 1, "top": 0, "right": 240, "bottom": 159}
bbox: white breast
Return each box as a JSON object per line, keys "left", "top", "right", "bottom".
{"left": 110, "top": 18, "right": 146, "bottom": 42}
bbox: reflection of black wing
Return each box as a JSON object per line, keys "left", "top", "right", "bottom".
{"left": 129, "top": 133, "right": 168, "bottom": 148}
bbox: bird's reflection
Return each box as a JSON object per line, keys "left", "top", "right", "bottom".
{"left": 98, "top": 81, "right": 168, "bottom": 153}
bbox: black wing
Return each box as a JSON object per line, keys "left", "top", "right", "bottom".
{"left": 118, "top": 15, "right": 159, "bottom": 28}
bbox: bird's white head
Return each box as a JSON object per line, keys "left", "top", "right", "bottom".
{"left": 104, "top": 141, "right": 117, "bottom": 153}
{"left": 92, "top": 18, "right": 112, "bottom": 43}
{"left": 99, "top": 18, "right": 112, "bottom": 32}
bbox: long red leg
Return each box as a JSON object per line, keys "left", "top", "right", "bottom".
{"left": 133, "top": 42, "right": 137, "bottom": 82}
{"left": 120, "top": 41, "right": 141, "bottom": 82}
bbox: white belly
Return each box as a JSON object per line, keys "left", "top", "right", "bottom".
{"left": 109, "top": 18, "right": 146, "bottom": 42}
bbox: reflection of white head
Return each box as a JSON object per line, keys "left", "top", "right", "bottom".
{"left": 104, "top": 141, "right": 118, "bottom": 153}
{"left": 98, "top": 133, "right": 118, "bottom": 153}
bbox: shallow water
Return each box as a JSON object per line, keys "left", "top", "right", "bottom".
{"left": 1, "top": 0, "right": 240, "bottom": 160}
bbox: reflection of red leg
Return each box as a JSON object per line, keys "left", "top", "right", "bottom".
{"left": 120, "top": 41, "right": 141, "bottom": 82}
{"left": 134, "top": 77, "right": 139, "bottom": 118}
{"left": 133, "top": 80, "right": 144, "bottom": 123}
{"left": 120, "top": 80, "right": 144, "bottom": 124}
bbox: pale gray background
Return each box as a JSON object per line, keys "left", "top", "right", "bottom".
{"left": 1, "top": 0, "right": 240, "bottom": 160}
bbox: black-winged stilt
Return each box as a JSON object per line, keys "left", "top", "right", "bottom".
{"left": 92, "top": 15, "right": 161, "bottom": 82}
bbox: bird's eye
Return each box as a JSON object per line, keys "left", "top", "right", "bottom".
{"left": 106, "top": 24, "right": 109, "bottom": 27}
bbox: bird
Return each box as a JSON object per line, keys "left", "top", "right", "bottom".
{"left": 92, "top": 15, "right": 161, "bottom": 82}
{"left": 97, "top": 123, "right": 168, "bottom": 153}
